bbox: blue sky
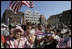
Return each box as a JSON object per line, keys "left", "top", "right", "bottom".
{"left": 1, "top": 1, "right": 71, "bottom": 20}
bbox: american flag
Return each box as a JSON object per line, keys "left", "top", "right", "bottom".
{"left": 9, "top": 1, "right": 34, "bottom": 14}
{"left": 38, "top": 33, "right": 53, "bottom": 36}
{"left": 35, "top": 32, "right": 53, "bottom": 36}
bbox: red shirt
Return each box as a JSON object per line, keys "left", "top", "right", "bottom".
{"left": 1, "top": 35, "right": 5, "bottom": 44}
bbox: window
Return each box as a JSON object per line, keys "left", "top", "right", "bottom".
{"left": 26, "top": 17, "right": 29, "bottom": 18}
{"left": 30, "top": 17, "right": 33, "bottom": 18}
{"left": 26, "top": 14, "right": 29, "bottom": 15}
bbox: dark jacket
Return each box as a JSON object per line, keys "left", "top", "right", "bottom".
{"left": 45, "top": 39, "right": 58, "bottom": 48}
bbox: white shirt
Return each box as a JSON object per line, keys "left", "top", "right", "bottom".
{"left": 61, "top": 28, "right": 67, "bottom": 34}
{"left": 52, "top": 34, "right": 60, "bottom": 42}
{"left": 30, "top": 29, "right": 35, "bottom": 35}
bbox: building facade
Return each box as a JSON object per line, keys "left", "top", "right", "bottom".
{"left": 47, "top": 9, "right": 71, "bottom": 26}
{"left": 59, "top": 10, "right": 71, "bottom": 25}
{"left": 47, "top": 14, "right": 60, "bottom": 26}
{"left": 2, "top": 9, "right": 24, "bottom": 26}
{"left": 24, "top": 10, "right": 41, "bottom": 24}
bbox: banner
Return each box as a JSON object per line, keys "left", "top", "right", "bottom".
{"left": 20, "top": 18, "right": 22, "bottom": 24}
{"left": 6, "top": 17, "right": 8, "bottom": 25}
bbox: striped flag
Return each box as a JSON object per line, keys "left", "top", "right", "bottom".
{"left": 9, "top": 1, "right": 34, "bottom": 14}
{"left": 38, "top": 33, "right": 53, "bottom": 36}
{"left": 35, "top": 33, "right": 53, "bottom": 36}
{"left": 21, "top": 1, "right": 34, "bottom": 8}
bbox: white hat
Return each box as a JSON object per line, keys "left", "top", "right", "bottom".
{"left": 61, "top": 29, "right": 67, "bottom": 34}
{"left": 52, "top": 34, "right": 60, "bottom": 42}
{"left": 51, "top": 31, "right": 54, "bottom": 34}
{"left": 4, "top": 25, "right": 8, "bottom": 27}
{"left": 1, "top": 24, "right": 5, "bottom": 26}
{"left": 1, "top": 24, "right": 7, "bottom": 27}
{"left": 15, "top": 25, "right": 24, "bottom": 35}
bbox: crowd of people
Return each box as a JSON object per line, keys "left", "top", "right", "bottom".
{"left": 1, "top": 22, "right": 71, "bottom": 48}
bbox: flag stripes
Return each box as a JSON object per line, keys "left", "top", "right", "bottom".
{"left": 9, "top": 1, "right": 34, "bottom": 14}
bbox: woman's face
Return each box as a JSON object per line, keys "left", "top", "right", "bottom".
{"left": 14, "top": 32, "right": 21, "bottom": 39}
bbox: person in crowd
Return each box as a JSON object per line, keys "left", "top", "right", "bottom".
{"left": 21, "top": 23, "right": 26, "bottom": 31}
{"left": 5, "top": 27, "right": 15, "bottom": 43}
{"left": 67, "top": 25, "right": 71, "bottom": 37}
{"left": 1, "top": 34, "right": 5, "bottom": 48}
{"left": 1, "top": 24, "right": 9, "bottom": 38}
{"left": 60, "top": 24, "right": 68, "bottom": 37}
{"left": 6, "top": 25, "right": 35, "bottom": 48}
{"left": 51, "top": 28, "right": 61, "bottom": 42}
{"left": 5, "top": 25, "right": 9, "bottom": 36}
{"left": 56, "top": 36, "right": 71, "bottom": 48}
{"left": 31, "top": 23, "right": 36, "bottom": 35}
{"left": 5, "top": 26, "right": 15, "bottom": 48}
{"left": 1, "top": 22, "right": 71, "bottom": 48}
{"left": 45, "top": 24, "right": 51, "bottom": 33}
{"left": 68, "top": 25, "right": 71, "bottom": 30}
{"left": 35, "top": 23, "right": 45, "bottom": 48}
{"left": 56, "top": 25, "right": 71, "bottom": 48}
{"left": 63, "top": 30, "right": 70, "bottom": 37}
{"left": 44, "top": 35, "right": 58, "bottom": 48}
{"left": 56, "top": 29, "right": 62, "bottom": 37}
{"left": 16, "top": 25, "right": 24, "bottom": 36}
{"left": 1, "top": 41, "right": 4, "bottom": 48}
{"left": 24, "top": 23, "right": 35, "bottom": 48}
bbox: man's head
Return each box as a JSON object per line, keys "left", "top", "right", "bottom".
{"left": 56, "top": 29, "right": 61, "bottom": 35}
{"left": 38, "top": 23, "right": 43, "bottom": 31}
{"left": 61, "top": 24, "right": 67, "bottom": 29}
{"left": 26, "top": 22, "right": 32, "bottom": 30}
{"left": 32, "top": 23, "right": 35, "bottom": 29}
{"left": 46, "top": 24, "right": 51, "bottom": 32}
{"left": 63, "top": 30, "right": 70, "bottom": 37}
